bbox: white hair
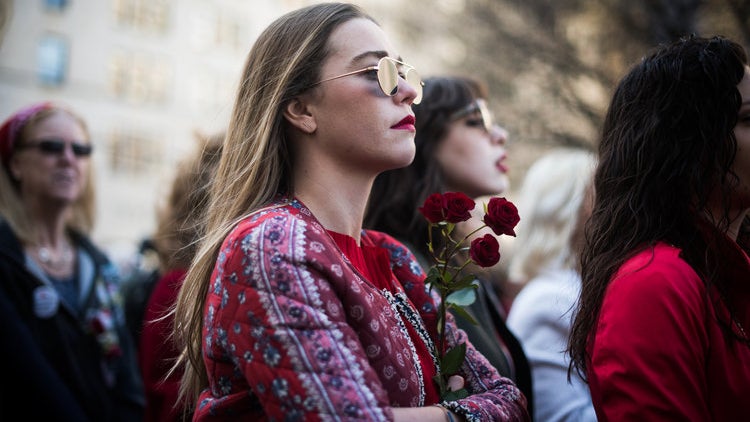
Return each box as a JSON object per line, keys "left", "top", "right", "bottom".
{"left": 507, "top": 148, "right": 596, "bottom": 286}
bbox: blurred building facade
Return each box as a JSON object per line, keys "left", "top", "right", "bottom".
{"left": 0, "top": 0, "right": 401, "bottom": 266}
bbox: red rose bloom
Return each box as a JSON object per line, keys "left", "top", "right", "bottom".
{"left": 483, "top": 197, "right": 520, "bottom": 236}
{"left": 105, "top": 345, "right": 123, "bottom": 359}
{"left": 419, "top": 193, "right": 446, "bottom": 223}
{"left": 469, "top": 233, "right": 501, "bottom": 267}
{"left": 90, "top": 317, "right": 105, "bottom": 334}
{"left": 419, "top": 191, "right": 519, "bottom": 399}
{"left": 443, "top": 192, "right": 475, "bottom": 223}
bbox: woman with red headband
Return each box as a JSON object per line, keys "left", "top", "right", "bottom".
{"left": 0, "top": 102, "right": 144, "bottom": 421}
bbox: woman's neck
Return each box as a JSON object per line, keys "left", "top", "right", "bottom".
{"left": 705, "top": 204, "right": 749, "bottom": 242}
{"left": 727, "top": 208, "right": 750, "bottom": 242}
{"left": 295, "top": 189, "right": 369, "bottom": 243}
{"left": 22, "top": 194, "right": 72, "bottom": 241}
{"left": 26, "top": 221, "right": 76, "bottom": 278}
{"left": 31, "top": 216, "right": 70, "bottom": 249}
{"left": 293, "top": 171, "right": 372, "bottom": 243}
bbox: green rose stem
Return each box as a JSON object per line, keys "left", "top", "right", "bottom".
{"left": 427, "top": 220, "right": 487, "bottom": 400}
{"left": 420, "top": 192, "right": 519, "bottom": 400}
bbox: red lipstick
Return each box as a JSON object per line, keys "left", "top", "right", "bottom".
{"left": 496, "top": 154, "right": 508, "bottom": 173}
{"left": 391, "top": 115, "right": 416, "bottom": 131}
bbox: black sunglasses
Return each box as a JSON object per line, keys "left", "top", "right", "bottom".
{"left": 19, "top": 138, "right": 93, "bottom": 157}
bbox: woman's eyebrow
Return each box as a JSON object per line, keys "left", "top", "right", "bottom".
{"left": 349, "top": 50, "right": 392, "bottom": 66}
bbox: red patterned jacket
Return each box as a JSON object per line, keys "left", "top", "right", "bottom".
{"left": 194, "top": 197, "right": 529, "bottom": 421}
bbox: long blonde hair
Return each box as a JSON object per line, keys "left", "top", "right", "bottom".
{"left": 0, "top": 105, "right": 95, "bottom": 243}
{"left": 172, "top": 2, "right": 375, "bottom": 404}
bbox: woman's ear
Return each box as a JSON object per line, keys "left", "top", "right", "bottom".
{"left": 283, "top": 97, "right": 317, "bottom": 134}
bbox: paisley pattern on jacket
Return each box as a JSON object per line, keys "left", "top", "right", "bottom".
{"left": 195, "top": 197, "right": 529, "bottom": 421}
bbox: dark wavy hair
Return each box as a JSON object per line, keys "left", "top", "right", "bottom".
{"left": 568, "top": 35, "right": 749, "bottom": 381}
{"left": 364, "top": 76, "right": 486, "bottom": 259}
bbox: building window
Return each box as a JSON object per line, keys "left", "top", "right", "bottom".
{"left": 37, "top": 33, "right": 68, "bottom": 86}
{"left": 109, "top": 52, "right": 171, "bottom": 104}
{"left": 43, "top": 0, "right": 69, "bottom": 12}
{"left": 113, "top": 0, "right": 171, "bottom": 33}
{"left": 109, "top": 129, "right": 163, "bottom": 176}
{"left": 188, "top": 6, "right": 249, "bottom": 53}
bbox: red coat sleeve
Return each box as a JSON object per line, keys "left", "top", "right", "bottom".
{"left": 588, "top": 245, "right": 711, "bottom": 421}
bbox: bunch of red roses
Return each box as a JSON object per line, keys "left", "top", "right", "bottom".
{"left": 418, "top": 191, "right": 520, "bottom": 400}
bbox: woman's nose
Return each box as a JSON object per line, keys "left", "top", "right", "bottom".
{"left": 60, "top": 143, "right": 78, "bottom": 161}
{"left": 397, "top": 77, "right": 420, "bottom": 105}
{"left": 490, "top": 124, "right": 508, "bottom": 146}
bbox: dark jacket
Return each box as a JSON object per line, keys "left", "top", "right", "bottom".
{"left": 407, "top": 241, "right": 535, "bottom": 419}
{"left": 0, "top": 220, "right": 145, "bottom": 421}
{"left": 458, "top": 277, "right": 534, "bottom": 420}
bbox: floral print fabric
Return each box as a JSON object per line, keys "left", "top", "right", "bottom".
{"left": 195, "top": 198, "right": 529, "bottom": 421}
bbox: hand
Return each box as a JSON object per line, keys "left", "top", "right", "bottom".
{"left": 447, "top": 375, "right": 465, "bottom": 392}
{"left": 392, "top": 404, "right": 463, "bottom": 422}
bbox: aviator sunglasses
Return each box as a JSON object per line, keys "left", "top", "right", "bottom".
{"left": 449, "top": 99, "right": 494, "bottom": 133}
{"left": 18, "top": 138, "right": 93, "bottom": 157}
{"left": 312, "top": 56, "right": 424, "bottom": 104}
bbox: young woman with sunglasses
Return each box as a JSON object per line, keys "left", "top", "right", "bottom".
{"left": 0, "top": 102, "right": 144, "bottom": 420}
{"left": 364, "top": 76, "right": 533, "bottom": 417}
{"left": 568, "top": 35, "right": 750, "bottom": 420}
{"left": 172, "top": 3, "right": 529, "bottom": 421}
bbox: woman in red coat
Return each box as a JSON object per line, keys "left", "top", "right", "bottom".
{"left": 568, "top": 35, "right": 750, "bottom": 421}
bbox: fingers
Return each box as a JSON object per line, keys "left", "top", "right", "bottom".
{"left": 446, "top": 375, "right": 465, "bottom": 392}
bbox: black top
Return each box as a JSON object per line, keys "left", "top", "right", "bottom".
{"left": 0, "top": 220, "right": 145, "bottom": 421}
{"left": 405, "top": 240, "right": 534, "bottom": 419}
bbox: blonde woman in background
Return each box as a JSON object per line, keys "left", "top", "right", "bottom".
{"left": 0, "top": 102, "right": 144, "bottom": 421}
{"left": 506, "top": 148, "right": 596, "bottom": 422}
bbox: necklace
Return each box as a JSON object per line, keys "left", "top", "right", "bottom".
{"left": 36, "top": 245, "right": 74, "bottom": 270}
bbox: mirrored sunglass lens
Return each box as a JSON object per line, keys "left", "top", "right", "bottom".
{"left": 477, "top": 101, "right": 493, "bottom": 132}
{"left": 479, "top": 112, "right": 491, "bottom": 132}
{"left": 406, "top": 69, "right": 422, "bottom": 104}
{"left": 377, "top": 57, "right": 399, "bottom": 97}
